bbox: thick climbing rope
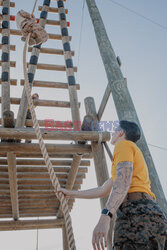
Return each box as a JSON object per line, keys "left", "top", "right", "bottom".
{"left": 19, "top": 1, "right": 76, "bottom": 249}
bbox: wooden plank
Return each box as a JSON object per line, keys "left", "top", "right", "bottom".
{"left": 27, "top": 63, "right": 77, "bottom": 72}
{"left": 28, "top": 47, "right": 74, "bottom": 56}
{"left": 0, "top": 159, "right": 90, "bottom": 166}
{"left": 16, "top": 172, "right": 85, "bottom": 180}
{"left": 0, "top": 45, "right": 16, "bottom": 51}
{"left": 0, "top": 2, "right": 15, "bottom": 7}
{"left": 0, "top": 153, "right": 92, "bottom": 159}
{"left": 0, "top": 219, "right": 65, "bottom": 231}
{"left": 7, "top": 153, "right": 19, "bottom": 220}
{"left": 0, "top": 79, "right": 17, "bottom": 85}
{"left": 0, "top": 118, "right": 74, "bottom": 127}
{"left": 97, "top": 83, "right": 111, "bottom": 120}
{"left": 0, "top": 127, "right": 110, "bottom": 141}
{"left": 0, "top": 97, "right": 76, "bottom": 108}
{"left": 20, "top": 79, "right": 79, "bottom": 89}
{"left": 0, "top": 61, "right": 16, "bottom": 67}
{"left": 0, "top": 29, "right": 72, "bottom": 40}
{"left": 38, "top": 6, "right": 68, "bottom": 14}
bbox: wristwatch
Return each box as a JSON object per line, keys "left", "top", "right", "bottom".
{"left": 101, "top": 208, "right": 113, "bottom": 219}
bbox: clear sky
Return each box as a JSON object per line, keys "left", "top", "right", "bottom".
{"left": 0, "top": 0, "right": 167, "bottom": 249}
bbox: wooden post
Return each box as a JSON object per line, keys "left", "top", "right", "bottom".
{"left": 1, "top": 0, "right": 11, "bottom": 126}
{"left": 62, "top": 225, "right": 69, "bottom": 250}
{"left": 84, "top": 97, "right": 114, "bottom": 250}
{"left": 86, "top": 0, "right": 167, "bottom": 211}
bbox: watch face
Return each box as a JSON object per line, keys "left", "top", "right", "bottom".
{"left": 102, "top": 209, "right": 108, "bottom": 215}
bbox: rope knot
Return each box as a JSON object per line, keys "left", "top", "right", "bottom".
{"left": 16, "top": 10, "right": 48, "bottom": 46}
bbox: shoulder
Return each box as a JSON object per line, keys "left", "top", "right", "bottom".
{"left": 113, "top": 140, "right": 136, "bottom": 154}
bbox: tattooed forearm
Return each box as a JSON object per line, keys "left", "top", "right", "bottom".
{"left": 105, "top": 161, "right": 133, "bottom": 215}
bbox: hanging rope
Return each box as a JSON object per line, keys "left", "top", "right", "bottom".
{"left": 17, "top": 1, "right": 76, "bottom": 249}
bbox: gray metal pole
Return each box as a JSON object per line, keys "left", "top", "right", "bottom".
{"left": 86, "top": 0, "right": 167, "bottom": 211}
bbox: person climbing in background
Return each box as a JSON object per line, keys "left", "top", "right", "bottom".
{"left": 56, "top": 120, "right": 167, "bottom": 250}
{"left": 25, "top": 93, "right": 39, "bottom": 143}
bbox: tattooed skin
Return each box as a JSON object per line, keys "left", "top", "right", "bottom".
{"left": 105, "top": 161, "right": 133, "bottom": 215}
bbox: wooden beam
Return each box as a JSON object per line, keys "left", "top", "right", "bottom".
{"left": 20, "top": 79, "right": 79, "bottom": 89}
{"left": 0, "top": 127, "right": 111, "bottom": 141}
{"left": 97, "top": 83, "right": 111, "bottom": 121}
{"left": 0, "top": 29, "right": 72, "bottom": 41}
{"left": 0, "top": 2, "right": 15, "bottom": 7}
{"left": 7, "top": 152, "right": 19, "bottom": 220}
{"left": 0, "top": 159, "right": 90, "bottom": 166}
{"left": 0, "top": 153, "right": 92, "bottom": 159}
{"left": 26, "top": 63, "right": 77, "bottom": 72}
{"left": 85, "top": 96, "right": 114, "bottom": 249}
{"left": 28, "top": 47, "right": 74, "bottom": 56}
{"left": 0, "top": 97, "right": 77, "bottom": 108}
{"left": 0, "top": 79, "right": 17, "bottom": 85}
{"left": 0, "top": 44, "right": 16, "bottom": 51}
{"left": 57, "top": 154, "right": 82, "bottom": 217}
{"left": 0, "top": 61, "right": 16, "bottom": 67}
{"left": 0, "top": 219, "right": 65, "bottom": 231}
{"left": 0, "top": 143, "right": 91, "bottom": 154}
{"left": 38, "top": 6, "right": 68, "bottom": 14}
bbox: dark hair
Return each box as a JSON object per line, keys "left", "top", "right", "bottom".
{"left": 119, "top": 120, "right": 141, "bottom": 143}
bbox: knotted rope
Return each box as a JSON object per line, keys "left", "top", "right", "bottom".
{"left": 17, "top": 2, "right": 76, "bottom": 249}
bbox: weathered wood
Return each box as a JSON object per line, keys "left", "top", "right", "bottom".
{"left": 7, "top": 152, "right": 19, "bottom": 220}
{"left": 0, "top": 219, "right": 65, "bottom": 231}
{"left": 0, "top": 61, "right": 15, "bottom": 67}
{"left": 86, "top": 0, "right": 167, "bottom": 211}
{"left": 38, "top": 6, "right": 68, "bottom": 14}
{"left": 98, "top": 83, "right": 111, "bottom": 120}
{"left": 85, "top": 97, "right": 114, "bottom": 250}
{"left": 0, "top": 44, "right": 16, "bottom": 51}
{"left": 0, "top": 143, "right": 91, "bottom": 154}
{"left": 28, "top": 47, "right": 74, "bottom": 56}
{"left": 20, "top": 79, "right": 79, "bottom": 89}
{"left": 0, "top": 97, "right": 76, "bottom": 108}
{"left": 57, "top": 154, "right": 82, "bottom": 217}
{"left": 1, "top": 0, "right": 11, "bottom": 123}
{"left": 0, "top": 159, "right": 90, "bottom": 166}
{"left": 0, "top": 183, "right": 81, "bottom": 190}
{"left": 26, "top": 63, "right": 77, "bottom": 72}
{"left": 0, "top": 29, "right": 72, "bottom": 40}
{"left": 0, "top": 153, "right": 93, "bottom": 159}
{"left": 15, "top": 172, "right": 85, "bottom": 180}
{"left": 0, "top": 127, "right": 110, "bottom": 141}
{"left": 0, "top": 79, "right": 17, "bottom": 85}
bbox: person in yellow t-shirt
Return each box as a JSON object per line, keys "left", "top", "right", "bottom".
{"left": 56, "top": 120, "right": 167, "bottom": 249}
{"left": 25, "top": 93, "right": 39, "bottom": 143}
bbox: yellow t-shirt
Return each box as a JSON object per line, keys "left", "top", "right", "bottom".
{"left": 111, "top": 140, "right": 156, "bottom": 200}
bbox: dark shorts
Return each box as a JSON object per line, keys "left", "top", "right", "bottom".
{"left": 113, "top": 199, "right": 167, "bottom": 250}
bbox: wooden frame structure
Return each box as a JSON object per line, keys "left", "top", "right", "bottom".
{"left": 0, "top": 0, "right": 166, "bottom": 249}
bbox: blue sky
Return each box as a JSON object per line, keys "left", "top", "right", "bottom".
{"left": 0, "top": 0, "right": 167, "bottom": 249}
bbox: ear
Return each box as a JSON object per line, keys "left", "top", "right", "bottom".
{"left": 119, "top": 129, "right": 125, "bottom": 137}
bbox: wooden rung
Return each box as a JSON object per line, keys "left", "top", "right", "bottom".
{"left": 0, "top": 97, "right": 78, "bottom": 108}
{"left": 0, "top": 119, "right": 74, "bottom": 127}
{"left": 37, "top": 19, "right": 70, "bottom": 27}
{"left": 0, "top": 79, "right": 17, "bottom": 85}
{"left": 28, "top": 47, "right": 74, "bottom": 56}
{"left": 0, "top": 2, "right": 15, "bottom": 7}
{"left": 38, "top": 6, "right": 68, "bottom": 14}
{"left": 0, "top": 153, "right": 93, "bottom": 159}
{"left": 27, "top": 63, "right": 77, "bottom": 72}
{"left": 0, "top": 45, "right": 16, "bottom": 51}
{"left": 20, "top": 79, "right": 79, "bottom": 89}
{"left": 0, "top": 61, "right": 16, "bottom": 67}
{"left": 0, "top": 29, "right": 72, "bottom": 41}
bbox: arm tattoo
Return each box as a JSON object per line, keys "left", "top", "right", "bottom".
{"left": 105, "top": 161, "right": 133, "bottom": 215}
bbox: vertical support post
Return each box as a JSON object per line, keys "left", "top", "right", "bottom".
{"left": 1, "top": 0, "right": 10, "bottom": 126}
{"left": 62, "top": 226, "right": 69, "bottom": 250}
{"left": 16, "top": 0, "right": 51, "bottom": 128}
{"left": 84, "top": 97, "right": 114, "bottom": 250}
{"left": 86, "top": 0, "right": 167, "bottom": 211}
{"left": 57, "top": 0, "right": 81, "bottom": 131}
